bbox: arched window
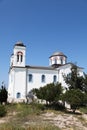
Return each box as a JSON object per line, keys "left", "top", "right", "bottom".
{"left": 17, "top": 54, "right": 19, "bottom": 62}
{"left": 54, "top": 58, "right": 57, "bottom": 64}
{"left": 60, "top": 57, "right": 63, "bottom": 64}
{"left": 41, "top": 75, "right": 45, "bottom": 83}
{"left": 17, "top": 92, "right": 21, "bottom": 98}
{"left": 17, "top": 51, "right": 23, "bottom": 62}
{"left": 21, "top": 55, "right": 23, "bottom": 62}
{"left": 29, "top": 74, "right": 33, "bottom": 82}
{"left": 53, "top": 75, "right": 57, "bottom": 83}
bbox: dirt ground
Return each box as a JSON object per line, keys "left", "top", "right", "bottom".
{"left": 0, "top": 110, "right": 87, "bottom": 130}
{"left": 41, "top": 111, "right": 87, "bottom": 130}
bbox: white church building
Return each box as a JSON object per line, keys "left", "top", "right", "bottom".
{"left": 8, "top": 42, "right": 84, "bottom": 102}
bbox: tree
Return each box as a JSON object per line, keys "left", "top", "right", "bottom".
{"left": 0, "top": 84, "right": 8, "bottom": 104}
{"left": 62, "top": 64, "right": 87, "bottom": 112}
{"left": 32, "top": 83, "right": 63, "bottom": 104}
{"left": 63, "top": 64, "right": 84, "bottom": 91}
{"left": 62, "top": 89, "right": 86, "bottom": 113}
{"left": 82, "top": 73, "right": 87, "bottom": 92}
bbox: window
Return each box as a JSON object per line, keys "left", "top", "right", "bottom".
{"left": 21, "top": 55, "right": 23, "bottom": 62}
{"left": 67, "top": 73, "right": 71, "bottom": 80}
{"left": 60, "top": 58, "right": 63, "bottom": 64}
{"left": 61, "top": 58, "right": 63, "bottom": 64}
{"left": 17, "top": 51, "right": 23, "bottom": 62}
{"left": 17, "top": 92, "right": 21, "bottom": 98}
{"left": 41, "top": 75, "right": 45, "bottom": 83}
{"left": 54, "top": 58, "right": 57, "bottom": 64}
{"left": 29, "top": 74, "right": 33, "bottom": 82}
{"left": 17, "top": 54, "right": 19, "bottom": 62}
{"left": 53, "top": 75, "right": 57, "bottom": 83}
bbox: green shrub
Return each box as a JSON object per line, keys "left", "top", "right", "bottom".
{"left": 0, "top": 105, "right": 7, "bottom": 117}
{"left": 45, "top": 102, "right": 65, "bottom": 111}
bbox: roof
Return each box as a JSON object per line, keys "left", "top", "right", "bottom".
{"left": 58, "top": 62, "right": 84, "bottom": 70}
{"left": 25, "top": 65, "right": 57, "bottom": 70}
{"left": 50, "top": 51, "right": 67, "bottom": 58}
{"left": 14, "top": 41, "right": 26, "bottom": 47}
{"left": 9, "top": 65, "right": 57, "bottom": 71}
{"left": 9, "top": 63, "right": 84, "bottom": 73}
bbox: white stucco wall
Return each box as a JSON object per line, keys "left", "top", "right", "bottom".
{"left": 8, "top": 68, "right": 15, "bottom": 98}
{"left": 58, "top": 64, "right": 72, "bottom": 89}
{"left": 8, "top": 63, "right": 84, "bottom": 103}
{"left": 14, "top": 68, "right": 26, "bottom": 99}
{"left": 8, "top": 67, "right": 26, "bottom": 102}
{"left": 27, "top": 68, "right": 58, "bottom": 93}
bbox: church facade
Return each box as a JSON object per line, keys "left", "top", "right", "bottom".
{"left": 8, "top": 42, "right": 84, "bottom": 102}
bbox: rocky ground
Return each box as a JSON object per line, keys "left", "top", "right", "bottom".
{"left": 41, "top": 111, "right": 87, "bottom": 130}
{"left": 0, "top": 110, "right": 87, "bottom": 130}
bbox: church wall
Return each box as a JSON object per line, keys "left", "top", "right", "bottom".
{"left": 27, "top": 68, "right": 58, "bottom": 93}
{"left": 13, "top": 68, "right": 26, "bottom": 100}
{"left": 58, "top": 64, "right": 72, "bottom": 89}
{"left": 58, "top": 64, "right": 84, "bottom": 89}
{"left": 78, "top": 69, "right": 84, "bottom": 77}
{"left": 8, "top": 68, "right": 15, "bottom": 100}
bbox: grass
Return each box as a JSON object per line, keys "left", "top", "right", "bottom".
{"left": 0, "top": 103, "right": 60, "bottom": 130}
{"left": 0, "top": 124, "right": 60, "bottom": 130}
{"left": 79, "top": 106, "right": 87, "bottom": 114}
{"left": 0, "top": 103, "right": 87, "bottom": 130}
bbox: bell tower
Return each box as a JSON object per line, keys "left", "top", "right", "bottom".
{"left": 10, "top": 41, "right": 26, "bottom": 67}
{"left": 8, "top": 41, "right": 26, "bottom": 102}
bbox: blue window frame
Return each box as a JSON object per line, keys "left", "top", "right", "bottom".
{"left": 17, "top": 92, "right": 21, "bottom": 98}
{"left": 29, "top": 74, "right": 33, "bottom": 82}
{"left": 53, "top": 75, "right": 57, "bottom": 83}
{"left": 41, "top": 75, "right": 45, "bottom": 83}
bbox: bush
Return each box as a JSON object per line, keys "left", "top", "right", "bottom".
{"left": 45, "top": 102, "right": 65, "bottom": 111}
{"left": 0, "top": 105, "right": 7, "bottom": 117}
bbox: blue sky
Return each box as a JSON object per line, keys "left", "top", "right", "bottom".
{"left": 0, "top": 0, "right": 87, "bottom": 87}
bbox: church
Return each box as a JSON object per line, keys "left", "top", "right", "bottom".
{"left": 8, "top": 42, "right": 84, "bottom": 102}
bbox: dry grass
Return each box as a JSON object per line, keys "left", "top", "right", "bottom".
{"left": 0, "top": 103, "right": 60, "bottom": 130}
{"left": 0, "top": 103, "right": 87, "bottom": 130}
